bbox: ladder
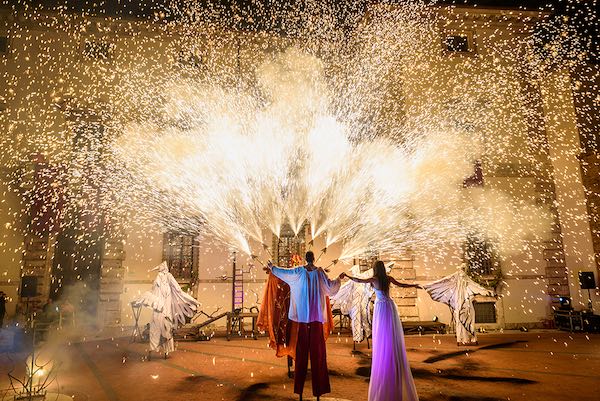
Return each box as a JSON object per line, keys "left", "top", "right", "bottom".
{"left": 232, "top": 252, "right": 244, "bottom": 311}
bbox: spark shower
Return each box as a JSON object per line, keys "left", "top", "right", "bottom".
{"left": 4, "top": 0, "right": 580, "bottom": 263}
{"left": 108, "top": 2, "right": 553, "bottom": 262}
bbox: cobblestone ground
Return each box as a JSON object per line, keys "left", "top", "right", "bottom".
{"left": 1, "top": 330, "right": 599, "bottom": 401}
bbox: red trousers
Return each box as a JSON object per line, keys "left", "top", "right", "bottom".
{"left": 294, "top": 321, "right": 331, "bottom": 397}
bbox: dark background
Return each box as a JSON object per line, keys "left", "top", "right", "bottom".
{"left": 0, "top": 0, "right": 573, "bottom": 18}
{"left": 1, "top": 0, "right": 596, "bottom": 63}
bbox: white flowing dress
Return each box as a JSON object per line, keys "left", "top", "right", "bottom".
{"left": 368, "top": 288, "right": 419, "bottom": 401}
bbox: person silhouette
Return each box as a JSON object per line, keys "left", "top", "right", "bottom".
{"left": 0, "top": 291, "right": 6, "bottom": 328}
{"left": 346, "top": 260, "right": 420, "bottom": 401}
{"left": 266, "top": 251, "right": 343, "bottom": 400}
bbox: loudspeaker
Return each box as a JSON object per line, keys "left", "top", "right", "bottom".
{"left": 579, "top": 271, "right": 596, "bottom": 290}
{"left": 20, "top": 276, "right": 38, "bottom": 298}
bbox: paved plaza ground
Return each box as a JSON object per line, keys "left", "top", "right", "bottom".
{"left": 1, "top": 330, "right": 599, "bottom": 401}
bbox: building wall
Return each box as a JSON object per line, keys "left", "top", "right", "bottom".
{"left": 0, "top": 6, "right": 597, "bottom": 330}
{"left": 396, "top": 8, "right": 554, "bottom": 328}
{"left": 0, "top": 171, "right": 25, "bottom": 319}
{"left": 541, "top": 69, "right": 600, "bottom": 311}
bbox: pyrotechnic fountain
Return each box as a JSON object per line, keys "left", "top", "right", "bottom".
{"left": 0, "top": 0, "right": 596, "bottom": 323}
{"left": 105, "top": 3, "right": 554, "bottom": 264}
{"left": 3, "top": 0, "right": 590, "bottom": 269}
{"left": 0, "top": 0, "right": 597, "bottom": 399}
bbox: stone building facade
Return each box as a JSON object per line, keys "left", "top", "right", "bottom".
{"left": 0, "top": 4, "right": 598, "bottom": 330}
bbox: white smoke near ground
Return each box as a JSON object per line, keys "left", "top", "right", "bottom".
{"left": 1, "top": 282, "right": 106, "bottom": 398}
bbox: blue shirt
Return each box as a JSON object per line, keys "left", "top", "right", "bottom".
{"left": 271, "top": 265, "right": 341, "bottom": 323}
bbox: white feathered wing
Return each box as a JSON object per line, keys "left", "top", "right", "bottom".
{"left": 424, "top": 269, "right": 494, "bottom": 344}
{"left": 331, "top": 265, "right": 374, "bottom": 342}
{"left": 136, "top": 261, "right": 199, "bottom": 352}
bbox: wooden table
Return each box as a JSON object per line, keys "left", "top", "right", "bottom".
{"left": 403, "top": 321, "right": 447, "bottom": 335}
{"left": 226, "top": 312, "right": 259, "bottom": 340}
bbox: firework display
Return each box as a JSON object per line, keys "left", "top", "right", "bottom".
{"left": 0, "top": 0, "right": 598, "bottom": 399}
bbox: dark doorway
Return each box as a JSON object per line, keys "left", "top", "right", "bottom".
{"left": 48, "top": 117, "right": 106, "bottom": 317}
{"left": 50, "top": 228, "right": 102, "bottom": 317}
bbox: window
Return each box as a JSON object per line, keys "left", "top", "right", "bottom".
{"left": 0, "top": 36, "right": 8, "bottom": 54}
{"left": 445, "top": 35, "right": 469, "bottom": 52}
{"left": 163, "top": 232, "right": 198, "bottom": 281}
{"left": 273, "top": 224, "right": 306, "bottom": 268}
{"left": 474, "top": 302, "right": 497, "bottom": 323}
{"left": 443, "top": 32, "right": 476, "bottom": 54}
{"left": 464, "top": 235, "right": 497, "bottom": 276}
{"left": 83, "top": 40, "right": 113, "bottom": 60}
{"left": 355, "top": 255, "right": 378, "bottom": 273}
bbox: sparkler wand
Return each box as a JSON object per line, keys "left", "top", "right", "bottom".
{"left": 316, "top": 247, "right": 327, "bottom": 263}
{"left": 250, "top": 254, "right": 267, "bottom": 268}
{"left": 262, "top": 243, "right": 273, "bottom": 259}
{"left": 323, "top": 259, "right": 338, "bottom": 272}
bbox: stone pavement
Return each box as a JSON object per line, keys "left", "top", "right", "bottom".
{"left": 0, "top": 330, "right": 598, "bottom": 401}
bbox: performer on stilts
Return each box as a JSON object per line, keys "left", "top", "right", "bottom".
{"left": 423, "top": 268, "right": 495, "bottom": 346}
{"left": 258, "top": 254, "right": 336, "bottom": 378}
{"left": 135, "top": 261, "right": 199, "bottom": 359}
{"left": 265, "top": 251, "right": 343, "bottom": 400}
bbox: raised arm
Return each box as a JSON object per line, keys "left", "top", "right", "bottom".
{"left": 267, "top": 260, "right": 302, "bottom": 285}
{"left": 346, "top": 275, "right": 375, "bottom": 284}
{"left": 321, "top": 270, "right": 343, "bottom": 296}
{"left": 389, "top": 276, "right": 421, "bottom": 288}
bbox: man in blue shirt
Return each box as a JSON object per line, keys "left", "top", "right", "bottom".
{"left": 267, "top": 251, "right": 343, "bottom": 400}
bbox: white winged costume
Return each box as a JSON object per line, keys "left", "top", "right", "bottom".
{"left": 423, "top": 269, "right": 494, "bottom": 345}
{"left": 135, "top": 261, "right": 199, "bottom": 353}
{"left": 330, "top": 263, "right": 394, "bottom": 343}
{"left": 330, "top": 265, "right": 374, "bottom": 343}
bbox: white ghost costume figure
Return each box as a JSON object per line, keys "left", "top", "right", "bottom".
{"left": 136, "top": 261, "right": 199, "bottom": 354}
{"left": 331, "top": 263, "right": 394, "bottom": 343}
{"left": 424, "top": 269, "right": 494, "bottom": 345}
{"left": 331, "top": 265, "right": 374, "bottom": 342}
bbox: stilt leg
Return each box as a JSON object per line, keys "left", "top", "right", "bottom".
{"left": 287, "top": 356, "right": 293, "bottom": 378}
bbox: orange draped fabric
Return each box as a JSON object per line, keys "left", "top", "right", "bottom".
{"left": 257, "top": 273, "right": 335, "bottom": 360}
{"left": 324, "top": 297, "right": 335, "bottom": 339}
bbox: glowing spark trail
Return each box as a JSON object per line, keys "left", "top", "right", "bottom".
{"left": 111, "top": 43, "right": 551, "bottom": 261}
{"left": 0, "top": 0, "right": 597, "bottom": 273}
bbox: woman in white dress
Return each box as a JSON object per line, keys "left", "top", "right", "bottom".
{"left": 345, "top": 260, "right": 420, "bottom": 401}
